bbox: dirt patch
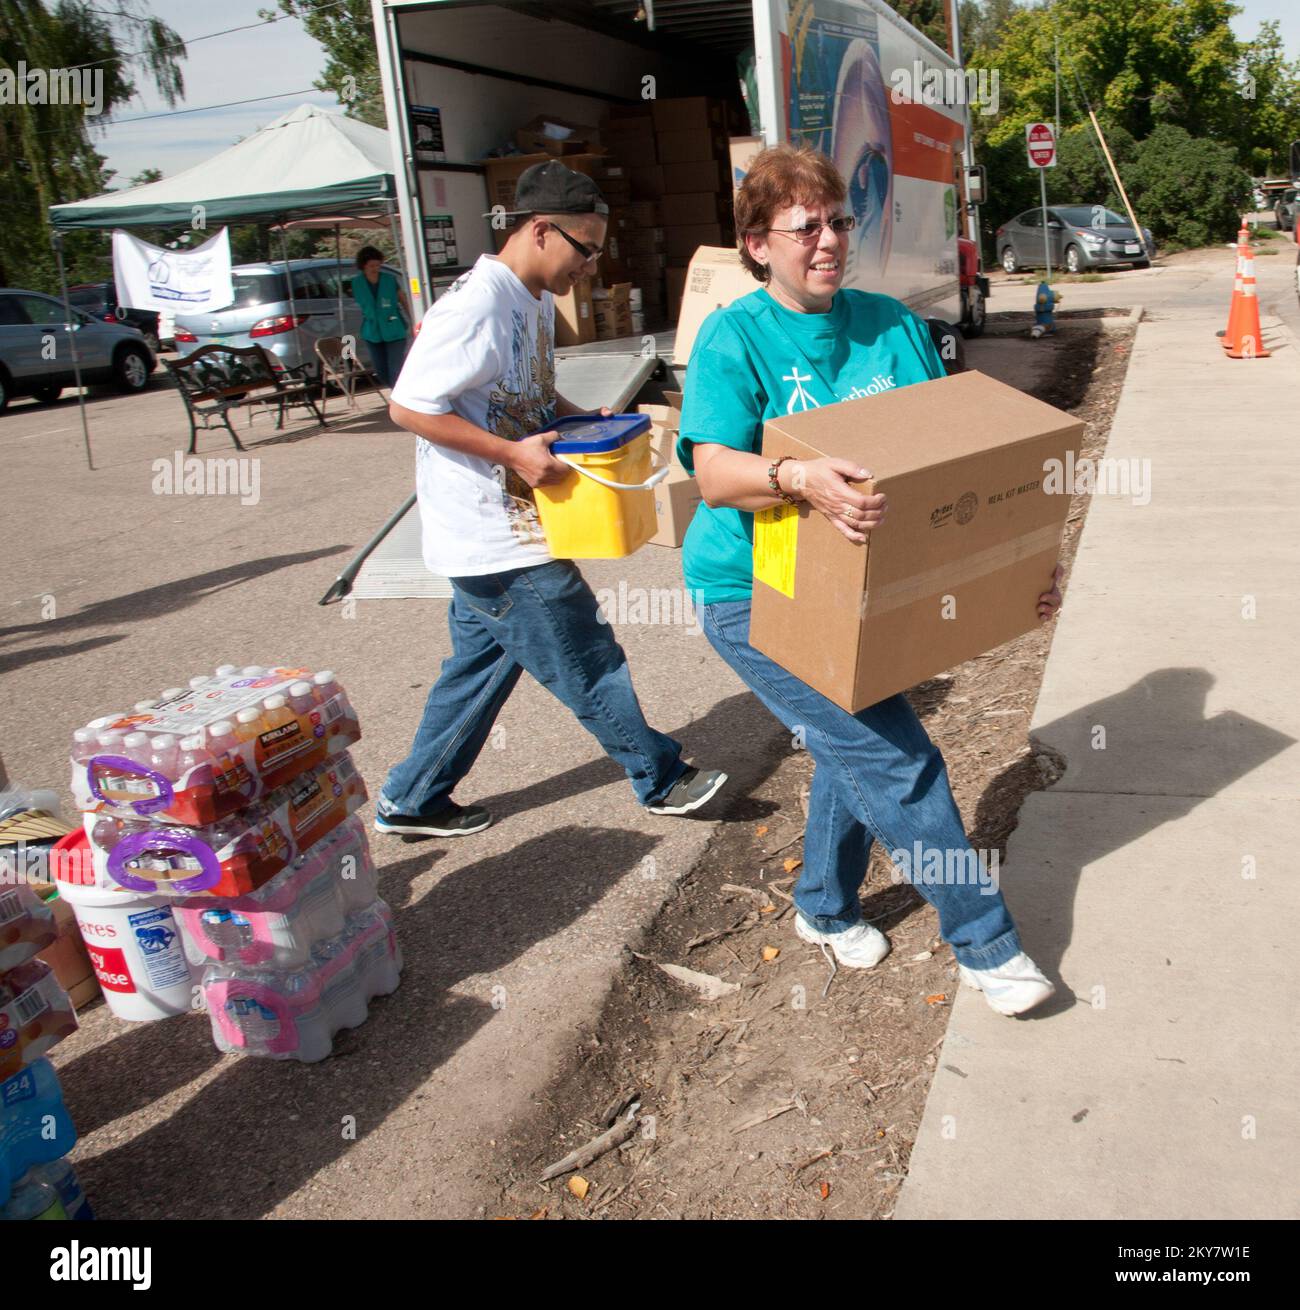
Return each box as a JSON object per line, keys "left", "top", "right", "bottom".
{"left": 482, "top": 329, "right": 1136, "bottom": 1220}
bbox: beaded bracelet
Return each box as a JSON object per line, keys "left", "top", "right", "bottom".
{"left": 768, "top": 455, "right": 799, "bottom": 506}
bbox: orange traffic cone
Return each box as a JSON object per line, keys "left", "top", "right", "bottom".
{"left": 1225, "top": 243, "right": 1269, "bottom": 358}
{"left": 1220, "top": 246, "right": 1245, "bottom": 349}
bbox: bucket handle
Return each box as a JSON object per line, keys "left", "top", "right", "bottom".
{"left": 555, "top": 456, "right": 671, "bottom": 492}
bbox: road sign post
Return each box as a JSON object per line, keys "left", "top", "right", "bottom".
{"left": 1026, "top": 122, "right": 1057, "bottom": 280}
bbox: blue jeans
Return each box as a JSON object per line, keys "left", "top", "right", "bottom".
{"left": 378, "top": 560, "right": 688, "bottom": 815}
{"left": 700, "top": 599, "right": 1022, "bottom": 970}
{"left": 364, "top": 336, "right": 408, "bottom": 389}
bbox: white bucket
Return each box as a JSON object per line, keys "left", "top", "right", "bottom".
{"left": 55, "top": 879, "right": 199, "bottom": 1022}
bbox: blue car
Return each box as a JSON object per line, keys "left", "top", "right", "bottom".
{"left": 0, "top": 287, "right": 156, "bottom": 412}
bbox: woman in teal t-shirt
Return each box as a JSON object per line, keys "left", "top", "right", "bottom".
{"left": 678, "top": 143, "right": 1065, "bottom": 1016}
{"left": 352, "top": 245, "right": 413, "bottom": 388}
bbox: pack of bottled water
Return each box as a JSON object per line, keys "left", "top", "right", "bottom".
{"left": 65, "top": 662, "right": 400, "bottom": 1066}
{"left": 70, "top": 666, "right": 360, "bottom": 827}
{"left": 0, "top": 1058, "right": 92, "bottom": 1218}
{"left": 176, "top": 814, "right": 377, "bottom": 970}
{"left": 202, "top": 900, "right": 401, "bottom": 1062}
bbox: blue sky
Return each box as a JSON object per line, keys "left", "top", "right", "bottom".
{"left": 91, "top": 0, "right": 1300, "bottom": 189}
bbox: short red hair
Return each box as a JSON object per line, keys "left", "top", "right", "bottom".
{"left": 733, "top": 143, "right": 847, "bottom": 283}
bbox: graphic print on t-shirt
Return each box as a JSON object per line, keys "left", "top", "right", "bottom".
{"left": 485, "top": 307, "right": 556, "bottom": 546}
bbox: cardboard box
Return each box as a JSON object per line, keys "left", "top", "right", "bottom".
{"left": 656, "top": 127, "right": 728, "bottom": 164}
{"left": 667, "top": 265, "right": 689, "bottom": 322}
{"left": 515, "top": 115, "right": 600, "bottom": 156}
{"left": 624, "top": 227, "right": 665, "bottom": 256}
{"left": 651, "top": 96, "right": 727, "bottom": 134}
{"left": 665, "top": 223, "right": 728, "bottom": 260}
{"left": 554, "top": 276, "right": 597, "bottom": 345}
{"left": 672, "top": 246, "right": 760, "bottom": 363}
{"left": 729, "top": 135, "right": 765, "bottom": 192}
{"left": 660, "top": 192, "right": 732, "bottom": 227}
{"left": 619, "top": 200, "right": 661, "bottom": 227}
{"left": 748, "top": 371, "right": 1084, "bottom": 713}
{"left": 642, "top": 407, "right": 703, "bottom": 548}
{"left": 662, "top": 159, "right": 729, "bottom": 194}
{"left": 631, "top": 164, "right": 666, "bottom": 199}
{"left": 36, "top": 895, "right": 100, "bottom": 1011}
{"left": 605, "top": 133, "right": 658, "bottom": 168}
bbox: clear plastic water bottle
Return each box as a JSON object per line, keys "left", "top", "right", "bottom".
{"left": 148, "top": 734, "right": 179, "bottom": 781}
{"left": 1, "top": 1171, "right": 67, "bottom": 1220}
{"left": 214, "top": 664, "right": 239, "bottom": 678}
{"left": 31, "top": 1160, "right": 94, "bottom": 1220}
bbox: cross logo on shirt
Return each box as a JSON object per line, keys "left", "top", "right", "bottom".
{"left": 783, "top": 366, "right": 821, "bottom": 414}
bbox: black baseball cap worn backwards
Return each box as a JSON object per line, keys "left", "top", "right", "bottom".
{"left": 485, "top": 160, "right": 609, "bottom": 219}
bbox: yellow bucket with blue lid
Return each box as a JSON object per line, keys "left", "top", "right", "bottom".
{"left": 532, "top": 413, "right": 669, "bottom": 558}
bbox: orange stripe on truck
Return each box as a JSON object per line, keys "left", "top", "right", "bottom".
{"left": 889, "top": 98, "right": 965, "bottom": 185}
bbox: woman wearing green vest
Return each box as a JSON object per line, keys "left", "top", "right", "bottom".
{"left": 352, "top": 245, "right": 413, "bottom": 388}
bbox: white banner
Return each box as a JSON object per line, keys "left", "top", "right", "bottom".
{"left": 112, "top": 227, "right": 233, "bottom": 313}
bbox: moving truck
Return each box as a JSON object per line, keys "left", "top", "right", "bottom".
{"left": 370, "top": 0, "right": 981, "bottom": 340}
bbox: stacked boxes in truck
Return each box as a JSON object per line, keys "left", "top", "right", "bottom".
{"left": 371, "top": 0, "right": 971, "bottom": 339}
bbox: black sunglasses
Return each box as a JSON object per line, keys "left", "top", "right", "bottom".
{"left": 549, "top": 222, "right": 603, "bottom": 263}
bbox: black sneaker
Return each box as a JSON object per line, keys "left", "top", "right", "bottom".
{"left": 373, "top": 800, "right": 491, "bottom": 837}
{"left": 645, "top": 767, "right": 728, "bottom": 816}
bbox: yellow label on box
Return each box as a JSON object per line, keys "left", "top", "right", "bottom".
{"left": 753, "top": 504, "right": 798, "bottom": 598}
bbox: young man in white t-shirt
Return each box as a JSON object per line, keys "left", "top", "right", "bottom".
{"left": 375, "top": 161, "right": 727, "bottom": 836}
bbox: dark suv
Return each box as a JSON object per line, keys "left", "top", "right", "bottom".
{"left": 67, "top": 281, "right": 161, "bottom": 353}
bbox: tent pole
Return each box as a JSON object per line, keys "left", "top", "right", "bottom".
{"left": 51, "top": 230, "right": 94, "bottom": 472}
{"left": 335, "top": 222, "right": 344, "bottom": 345}
{"left": 278, "top": 222, "right": 298, "bottom": 370}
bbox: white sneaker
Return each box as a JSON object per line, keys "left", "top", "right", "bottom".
{"left": 958, "top": 952, "right": 1055, "bottom": 1016}
{"left": 794, "top": 914, "right": 890, "bottom": 968}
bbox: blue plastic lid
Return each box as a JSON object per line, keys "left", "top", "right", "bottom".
{"left": 544, "top": 413, "right": 651, "bottom": 454}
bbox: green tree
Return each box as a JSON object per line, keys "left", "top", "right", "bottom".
{"left": 261, "top": 0, "right": 383, "bottom": 126}
{"left": 1126, "top": 123, "right": 1251, "bottom": 248}
{"left": 963, "top": 0, "right": 1300, "bottom": 256}
{"left": 0, "top": 0, "right": 186, "bottom": 290}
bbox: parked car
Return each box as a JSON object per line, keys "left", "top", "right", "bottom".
{"left": 66, "top": 280, "right": 162, "bottom": 353}
{"left": 172, "top": 258, "right": 402, "bottom": 379}
{"left": 0, "top": 288, "right": 156, "bottom": 412}
{"left": 996, "top": 205, "right": 1155, "bottom": 274}
{"left": 1273, "top": 187, "right": 1298, "bottom": 232}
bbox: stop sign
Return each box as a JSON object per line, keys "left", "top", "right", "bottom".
{"left": 1026, "top": 122, "right": 1056, "bottom": 169}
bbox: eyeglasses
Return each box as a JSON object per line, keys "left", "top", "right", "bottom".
{"left": 766, "top": 215, "right": 857, "bottom": 244}
{"left": 549, "top": 223, "right": 603, "bottom": 263}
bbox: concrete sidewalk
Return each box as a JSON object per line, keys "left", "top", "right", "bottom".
{"left": 897, "top": 264, "right": 1299, "bottom": 1218}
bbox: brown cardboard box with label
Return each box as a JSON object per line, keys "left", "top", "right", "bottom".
{"left": 672, "top": 246, "right": 759, "bottom": 363}
{"left": 554, "top": 277, "right": 597, "bottom": 345}
{"left": 748, "top": 372, "right": 1084, "bottom": 713}
{"left": 640, "top": 406, "right": 702, "bottom": 548}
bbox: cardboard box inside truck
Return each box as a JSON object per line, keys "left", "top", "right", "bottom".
{"left": 672, "top": 246, "right": 759, "bottom": 364}
{"left": 748, "top": 371, "right": 1084, "bottom": 713}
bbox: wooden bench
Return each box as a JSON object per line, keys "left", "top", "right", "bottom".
{"left": 163, "top": 344, "right": 325, "bottom": 453}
